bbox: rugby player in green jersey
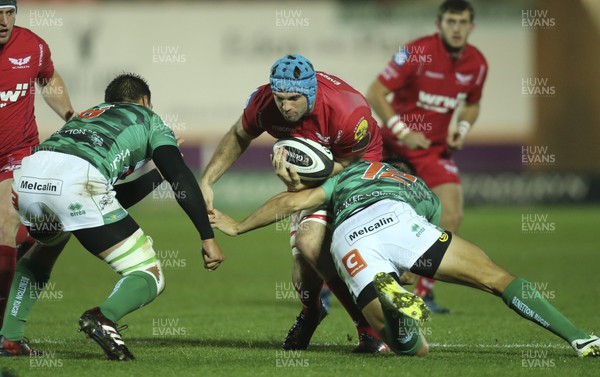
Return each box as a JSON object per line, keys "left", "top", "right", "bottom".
{"left": 0, "top": 73, "right": 224, "bottom": 360}
{"left": 211, "top": 150, "right": 599, "bottom": 358}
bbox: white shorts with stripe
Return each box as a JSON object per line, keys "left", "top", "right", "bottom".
{"left": 12, "top": 151, "right": 128, "bottom": 231}
{"left": 331, "top": 199, "right": 442, "bottom": 299}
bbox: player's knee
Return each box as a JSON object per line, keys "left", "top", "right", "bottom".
{"left": 0, "top": 210, "right": 20, "bottom": 243}
{"left": 294, "top": 234, "right": 321, "bottom": 265}
{"left": 104, "top": 229, "right": 165, "bottom": 296}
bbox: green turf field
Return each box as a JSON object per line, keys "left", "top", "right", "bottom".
{"left": 2, "top": 202, "right": 598, "bottom": 377}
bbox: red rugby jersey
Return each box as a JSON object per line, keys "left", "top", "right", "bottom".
{"left": 0, "top": 26, "right": 55, "bottom": 155}
{"left": 377, "top": 33, "right": 487, "bottom": 159}
{"left": 243, "top": 71, "right": 382, "bottom": 162}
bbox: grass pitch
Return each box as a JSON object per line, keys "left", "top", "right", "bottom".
{"left": 2, "top": 202, "right": 598, "bottom": 377}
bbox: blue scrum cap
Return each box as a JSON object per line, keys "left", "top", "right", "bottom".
{"left": 269, "top": 54, "right": 317, "bottom": 110}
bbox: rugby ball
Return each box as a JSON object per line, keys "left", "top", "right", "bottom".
{"left": 273, "top": 137, "right": 334, "bottom": 182}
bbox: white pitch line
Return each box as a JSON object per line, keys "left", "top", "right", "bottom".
{"left": 428, "top": 343, "right": 570, "bottom": 349}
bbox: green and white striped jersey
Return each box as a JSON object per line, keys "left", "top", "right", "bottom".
{"left": 38, "top": 102, "right": 177, "bottom": 183}
{"left": 320, "top": 161, "right": 441, "bottom": 228}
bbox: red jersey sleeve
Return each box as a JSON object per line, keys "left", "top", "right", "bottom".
{"left": 376, "top": 43, "right": 420, "bottom": 92}
{"left": 330, "top": 107, "right": 378, "bottom": 159}
{"left": 466, "top": 59, "right": 488, "bottom": 104}
{"left": 36, "top": 37, "right": 55, "bottom": 85}
{"left": 241, "top": 87, "right": 266, "bottom": 138}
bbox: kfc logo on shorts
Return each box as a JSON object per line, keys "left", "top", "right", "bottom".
{"left": 342, "top": 249, "right": 367, "bottom": 277}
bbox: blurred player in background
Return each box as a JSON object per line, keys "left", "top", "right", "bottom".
{"left": 0, "top": 0, "right": 75, "bottom": 328}
{"left": 200, "top": 54, "right": 388, "bottom": 352}
{"left": 366, "top": 0, "right": 487, "bottom": 313}
{"left": 212, "top": 156, "right": 600, "bottom": 358}
{"left": 0, "top": 73, "right": 224, "bottom": 360}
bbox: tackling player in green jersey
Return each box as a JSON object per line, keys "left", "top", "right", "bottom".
{"left": 0, "top": 73, "right": 224, "bottom": 360}
{"left": 211, "top": 149, "right": 599, "bottom": 357}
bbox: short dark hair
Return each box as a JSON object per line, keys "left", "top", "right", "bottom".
{"left": 437, "top": 0, "right": 475, "bottom": 22}
{"left": 104, "top": 73, "right": 151, "bottom": 103}
{"left": 384, "top": 157, "right": 417, "bottom": 176}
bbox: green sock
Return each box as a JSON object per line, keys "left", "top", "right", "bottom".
{"left": 502, "top": 277, "right": 588, "bottom": 343}
{"left": 381, "top": 305, "right": 422, "bottom": 355}
{"left": 100, "top": 271, "right": 158, "bottom": 323}
{"left": 0, "top": 260, "right": 51, "bottom": 341}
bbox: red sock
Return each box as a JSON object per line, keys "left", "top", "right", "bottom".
{"left": 0, "top": 245, "right": 17, "bottom": 328}
{"left": 415, "top": 276, "right": 435, "bottom": 297}
{"left": 325, "top": 276, "right": 378, "bottom": 337}
{"left": 296, "top": 282, "right": 323, "bottom": 317}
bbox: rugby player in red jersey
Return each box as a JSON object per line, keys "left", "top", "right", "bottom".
{"left": 200, "top": 54, "right": 388, "bottom": 352}
{"left": 0, "top": 0, "right": 75, "bottom": 328}
{"left": 366, "top": 0, "right": 487, "bottom": 313}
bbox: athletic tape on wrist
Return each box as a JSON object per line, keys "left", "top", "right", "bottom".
{"left": 386, "top": 115, "right": 411, "bottom": 141}
{"left": 457, "top": 120, "right": 471, "bottom": 138}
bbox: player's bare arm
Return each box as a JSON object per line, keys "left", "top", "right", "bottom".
{"left": 331, "top": 154, "right": 360, "bottom": 176}
{"left": 366, "top": 79, "right": 395, "bottom": 123}
{"left": 39, "top": 71, "right": 75, "bottom": 121}
{"left": 199, "top": 116, "right": 254, "bottom": 210}
{"left": 212, "top": 188, "right": 325, "bottom": 236}
{"left": 366, "top": 79, "right": 431, "bottom": 150}
{"left": 447, "top": 101, "right": 480, "bottom": 150}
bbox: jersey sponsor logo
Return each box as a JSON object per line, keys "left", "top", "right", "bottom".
{"left": 0, "top": 83, "right": 29, "bottom": 108}
{"left": 270, "top": 125, "right": 296, "bottom": 133}
{"left": 455, "top": 72, "right": 473, "bottom": 85}
{"left": 18, "top": 177, "right": 63, "bottom": 196}
{"left": 39, "top": 44, "right": 44, "bottom": 67}
{"left": 333, "top": 130, "right": 343, "bottom": 145}
{"left": 8, "top": 56, "right": 31, "bottom": 69}
{"left": 59, "top": 128, "right": 88, "bottom": 135}
{"left": 111, "top": 149, "right": 131, "bottom": 171}
{"left": 380, "top": 65, "right": 399, "bottom": 81}
{"left": 411, "top": 224, "right": 425, "bottom": 237}
{"left": 416, "top": 91, "right": 467, "bottom": 113}
{"left": 1, "top": 161, "right": 20, "bottom": 173}
{"left": 345, "top": 213, "right": 399, "bottom": 245}
{"left": 439, "top": 159, "right": 459, "bottom": 174}
{"left": 90, "top": 132, "right": 104, "bottom": 146}
{"left": 315, "top": 132, "right": 330, "bottom": 145}
{"left": 342, "top": 249, "right": 367, "bottom": 277}
{"left": 68, "top": 202, "right": 86, "bottom": 217}
{"left": 424, "top": 70, "right": 444, "bottom": 79}
{"left": 354, "top": 119, "right": 368, "bottom": 141}
{"left": 98, "top": 194, "right": 115, "bottom": 211}
{"left": 317, "top": 72, "right": 341, "bottom": 85}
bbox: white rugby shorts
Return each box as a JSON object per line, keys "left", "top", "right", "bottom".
{"left": 12, "top": 151, "right": 128, "bottom": 231}
{"left": 331, "top": 199, "right": 442, "bottom": 299}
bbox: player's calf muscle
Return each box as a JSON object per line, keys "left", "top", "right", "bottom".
{"left": 434, "top": 236, "right": 515, "bottom": 294}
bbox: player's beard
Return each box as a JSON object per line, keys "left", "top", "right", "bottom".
{"left": 441, "top": 35, "right": 465, "bottom": 55}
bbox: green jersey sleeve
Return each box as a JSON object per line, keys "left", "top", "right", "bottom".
{"left": 149, "top": 113, "right": 178, "bottom": 152}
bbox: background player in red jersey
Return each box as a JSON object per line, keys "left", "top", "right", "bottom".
{"left": 0, "top": 0, "right": 75, "bottom": 327}
{"left": 200, "top": 54, "right": 388, "bottom": 352}
{"left": 366, "top": 0, "right": 487, "bottom": 313}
